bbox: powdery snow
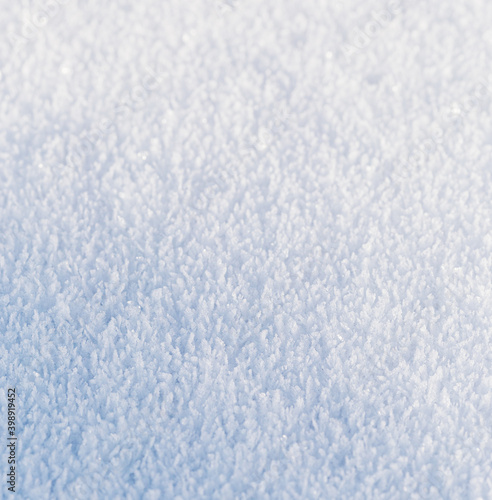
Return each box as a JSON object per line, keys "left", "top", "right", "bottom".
{"left": 1, "top": 0, "right": 492, "bottom": 498}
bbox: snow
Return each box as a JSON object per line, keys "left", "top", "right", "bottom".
{"left": 1, "top": 0, "right": 492, "bottom": 498}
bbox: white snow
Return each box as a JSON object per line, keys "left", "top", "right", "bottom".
{"left": 1, "top": 0, "right": 492, "bottom": 498}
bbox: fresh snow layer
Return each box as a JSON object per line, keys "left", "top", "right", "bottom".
{"left": 1, "top": 0, "right": 492, "bottom": 498}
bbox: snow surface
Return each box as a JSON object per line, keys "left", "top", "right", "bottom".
{"left": 1, "top": 0, "right": 492, "bottom": 498}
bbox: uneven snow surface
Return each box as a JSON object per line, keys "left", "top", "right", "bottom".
{"left": 1, "top": 0, "right": 492, "bottom": 498}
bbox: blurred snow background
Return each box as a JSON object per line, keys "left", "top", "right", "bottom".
{"left": 1, "top": 0, "right": 492, "bottom": 498}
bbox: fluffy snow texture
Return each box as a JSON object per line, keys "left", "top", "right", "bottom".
{"left": 1, "top": 0, "right": 492, "bottom": 498}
